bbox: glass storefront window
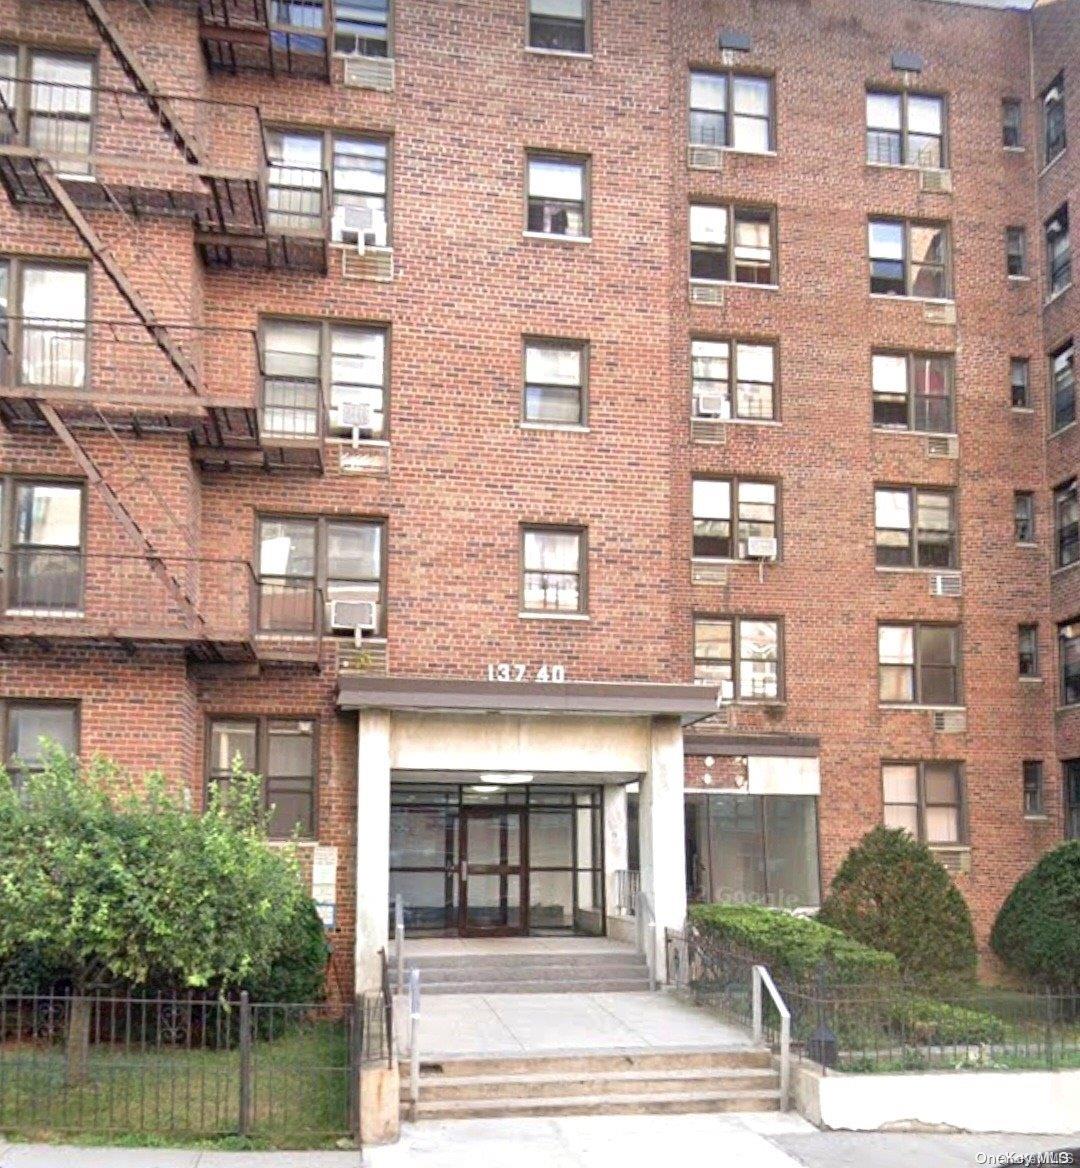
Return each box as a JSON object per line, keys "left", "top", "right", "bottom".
{"left": 685, "top": 792, "right": 820, "bottom": 909}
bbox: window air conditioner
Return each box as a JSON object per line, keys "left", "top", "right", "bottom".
{"left": 745, "top": 536, "right": 777, "bottom": 560}
{"left": 332, "top": 205, "right": 385, "bottom": 252}
{"left": 695, "top": 393, "right": 730, "bottom": 419}
{"left": 329, "top": 598, "right": 377, "bottom": 633}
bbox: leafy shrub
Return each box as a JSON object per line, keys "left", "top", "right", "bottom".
{"left": 887, "top": 995, "right": 1007, "bottom": 1045}
{"left": 689, "top": 903, "right": 898, "bottom": 988}
{"left": 990, "top": 840, "right": 1080, "bottom": 991}
{"left": 817, "top": 827, "right": 977, "bottom": 986}
{"left": 244, "top": 898, "right": 329, "bottom": 1005}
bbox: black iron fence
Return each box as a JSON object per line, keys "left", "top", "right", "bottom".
{"left": 0, "top": 989, "right": 392, "bottom": 1145}
{"left": 666, "top": 927, "right": 1080, "bottom": 1075}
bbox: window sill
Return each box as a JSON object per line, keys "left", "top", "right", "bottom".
{"left": 1008, "top": 275, "right": 1032, "bottom": 283}
{"left": 523, "top": 231, "right": 592, "bottom": 244}
{"left": 691, "top": 145, "right": 777, "bottom": 159}
{"left": 865, "top": 160, "right": 949, "bottom": 174}
{"left": 690, "top": 279, "right": 780, "bottom": 292}
{"left": 1051, "top": 558, "right": 1080, "bottom": 578}
{"left": 691, "top": 556, "right": 780, "bottom": 567}
{"left": 1019, "top": 675, "right": 1044, "bottom": 683}
{"left": 524, "top": 46, "right": 593, "bottom": 60}
{"left": 693, "top": 416, "right": 782, "bottom": 428}
{"left": 1010, "top": 407, "right": 1035, "bottom": 415}
{"left": 879, "top": 703, "right": 966, "bottom": 712}
{"left": 872, "top": 426, "right": 957, "bottom": 439}
{"left": 1055, "top": 703, "right": 1080, "bottom": 714}
{"left": 869, "top": 294, "right": 955, "bottom": 306}
{"left": 1002, "top": 146, "right": 1027, "bottom": 154}
{"left": 875, "top": 565, "right": 960, "bottom": 575}
{"left": 928, "top": 843, "right": 970, "bottom": 853}
{"left": 326, "top": 436, "right": 390, "bottom": 447}
{"left": 519, "top": 610, "right": 589, "bottom": 621}
{"left": 1044, "top": 283, "right": 1073, "bottom": 308}
{"left": 1015, "top": 541, "right": 1039, "bottom": 549}
{"left": 519, "top": 421, "right": 590, "bottom": 434}
{"left": 1050, "top": 419, "right": 1077, "bottom": 440}
{"left": 1023, "top": 814, "right": 1050, "bottom": 822}
{"left": 1038, "top": 150, "right": 1065, "bottom": 180}
{"left": 329, "top": 242, "right": 393, "bottom": 254}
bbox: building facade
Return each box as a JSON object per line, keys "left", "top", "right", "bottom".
{"left": 0, "top": 0, "right": 1075, "bottom": 991}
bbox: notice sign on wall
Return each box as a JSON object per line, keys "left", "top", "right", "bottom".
{"left": 312, "top": 845, "right": 338, "bottom": 930}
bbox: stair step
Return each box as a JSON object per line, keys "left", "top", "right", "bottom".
{"left": 400, "top": 951, "right": 643, "bottom": 971}
{"left": 420, "top": 977, "right": 652, "bottom": 995}
{"left": 407, "top": 1067, "right": 779, "bottom": 1101}
{"left": 406, "top": 962, "right": 647, "bottom": 983}
{"left": 408, "top": 1048, "right": 774, "bottom": 1076}
{"left": 408, "top": 1088, "right": 782, "bottom": 1120}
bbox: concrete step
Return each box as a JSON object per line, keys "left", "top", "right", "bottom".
{"left": 407, "top": 1067, "right": 780, "bottom": 1102}
{"left": 420, "top": 976, "right": 653, "bottom": 994}
{"left": 404, "top": 960, "right": 647, "bottom": 982}
{"left": 411, "top": 1049, "right": 775, "bottom": 1076}
{"left": 408, "top": 1087, "right": 782, "bottom": 1120}
{"left": 399, "top": 950, "right": 642, "bottom": 972}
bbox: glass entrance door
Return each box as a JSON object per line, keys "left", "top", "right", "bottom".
{"left": 459, "top": 807, "right": 526, "bottom": 936}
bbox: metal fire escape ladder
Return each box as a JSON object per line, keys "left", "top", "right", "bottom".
{"left": 77, "top": 0, "right": 205, "bottom": 168}
{"left": 37, "top": 402, "right": 207, "bottom": 634}
{"left": 38, "top": 167, "right": 203, "bottom": 397}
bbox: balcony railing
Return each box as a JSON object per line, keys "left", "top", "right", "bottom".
{"left": 198, "top": 0, "right": 332, "bottom": 80}
{"left": 0, "top": 551, "right": 322, "bottom": 664}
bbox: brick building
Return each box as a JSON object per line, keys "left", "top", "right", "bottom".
{"left": 0, "top": 0, "right": 1075, "bottom": 991}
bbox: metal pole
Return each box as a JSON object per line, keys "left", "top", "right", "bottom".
{"left": 752, "top": 965, "right": 763, "bottom": 1043}
{"left": 408, "top": 968, "right": 420, "bottom": 1113}
{"left": 238, "top": 991, "right": 252, "bottom": 1139}
{"left": 395, "top": 894, "right": 405, "bottom": 995}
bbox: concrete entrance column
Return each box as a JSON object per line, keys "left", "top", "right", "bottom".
{"left": 355, "top": 707, "right": 391, "bottom": 993}
{"left": 638, "top": 715, "right": 687, "bottom": 981}
{"left": 602, "top": 783, "right": 629, "bottom": 917}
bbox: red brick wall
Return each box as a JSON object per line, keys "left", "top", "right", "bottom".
{"left": 0, "top": 0, "right": 1074, "bottom": 979}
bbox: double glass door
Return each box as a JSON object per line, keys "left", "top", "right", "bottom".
{"left": 460, "top": 807, "right": 525, "bottom": 936}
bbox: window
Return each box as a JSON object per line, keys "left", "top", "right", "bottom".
{"left": 1019, "top": 624, "right": 1039, "bottom": 677}
{"left": 207, "top": 717, "right": 316, "bottom": 839}
{"left": 523, "top": 338, "right": 586, "bottom": 425}
{"left": 875, "top": 487, "right": 955, "bottom": 569}
{"left": 878, "top": 623, "right": 961, "bottom": 706}
{"left": 685, "top": 793, "right": 820, "bottom": 908}
{"left": 526, "top": 153, "right": 587, "bottom": 237}
{"left": 693, "top": 616, "right": 781, "bottom": 701}
{"left": 691, "top": 339, "right": 776, "bottom": 421}
{"left": 331, "top": 136, "right": 389, "bottom": 246}
{"left": 1059, "top": 620, "right": 1080, "bottom": 705}
{"left": 528, "top": 0, "right": 588, "bottom": 53}
{"left": 334, "top": 0, "right": 389, "bottom": 56}
{"left": 1043, "top": 73, "right": 1065, "bottom": 165}
{"left": 1066, "top": 760, "right": 1080, "bottom": 839}
{"left": 866, "top": 91, "right": 945, "bottom": 168}
{"left": 0, "top": 477, "right": 83, "bottom": 614}
{"left": 692, "top": 477, "right": 778, "bottom": 561}
{"left": 869, "top": 218, "right": 951, "bottom": 299}
{"left": 1055, "top": 480, "right": 1079, "bottom": 567}
{"left": 267, "top": 130, "right": 390, "bottom": 243}
{"left": 521, "top": 526, "right": 585, "bottom": 613}
{"left": 1015, "top": 491, "right": 1036, "bottom": 544}
{"left": 871, "top": 351, "right": 953, "bottom": 433}
{"left": 1002, "top": 99, "right": 1022, "bottom": 148}
{"left": 0, "top": 48, "right": 93, "bottom": 173}
{"left": 1051, "top": 340, "right": 1075, "bottom": 432}
{"left": 689, "top": 70, "right": 773, "bottom": 153}
{"left": 1046, "top": 205, "right": 1071, "bottom": 297}
{"left": 1022, "top": 761, "right": 1044, "bottom": 816}
{"left": 1006, "top": 227, "right": 1027, "bottom": 277}
{"left": 882, "top": 761, "right": 964, "bottom": 844}
{"left": 3, "top": 701, "right": 78, "bottom": 784}
{"left": 261, "top": 318, "right": 387, "bottom": 440}
{"left": 0, "top": 258, "right": 88, "bottom": 389}
{"left": 257, "top": 515, "right": 384, "bottom": 635}
{"left": 1011, "top": 358, "right": 1031, "bottom": 409}
{"left": 690, "top": 203, "right": 776, "bottom": 285}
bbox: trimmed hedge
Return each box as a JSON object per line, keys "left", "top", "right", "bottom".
{"left": 887, "top": 995, "right": 1006, "bottom": 1045}
{"left": 689, "top": 903, "right": 898, "bottom": 987}
{"left": 991, "top": 840, "right": 1080, "bottom": 991}
{"left": 817, "top": 827, "right": 978, "bottom": 985}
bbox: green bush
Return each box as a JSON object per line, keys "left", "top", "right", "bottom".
{"left": 243, "top": 898, "right": 329, "bottom": 1005}
{"left": 990, "top": 840, "right": 1080, "bottom": 991}
{"left": 689, "top": 903, "right": 898, "bottom": 987}
{"left": 888, "top": 995, "right": 1007, "bottom": 1045}
{"left": 817, "top": 827, "right": 978, "bottom": 986}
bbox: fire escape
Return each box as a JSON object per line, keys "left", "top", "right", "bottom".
{"left": 0, "top": 0, "right": 331, "bottom": 667}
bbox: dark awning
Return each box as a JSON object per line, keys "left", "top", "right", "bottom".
{"left": 684, "top": 732, "right": 820, "bottom": 758}
{"left": 337, "top": 676, "right": 722, "bottom": 726}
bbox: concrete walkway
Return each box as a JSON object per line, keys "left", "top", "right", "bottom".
{"left": 395, "top": 990, "right": 752, "bottom": 1058}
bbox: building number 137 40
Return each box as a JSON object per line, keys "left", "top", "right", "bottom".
{"left": 486, "top": 663, "right": 566, "bottom": 683}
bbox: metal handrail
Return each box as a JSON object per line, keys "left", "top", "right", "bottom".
{"left": 408, "top": 968, "right": 421, "bottom": 1111}
{"left": 378, "top": 947, "right": 394, "bottom": 1070}
{"left": 634, "top": 887, "right": 658, "bottom": 992}
{"left": 752, "top": 964, "right": 791, "bottom": 1111}
{"left": 394, "top": 894, "right": 405, "bottom": 994}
